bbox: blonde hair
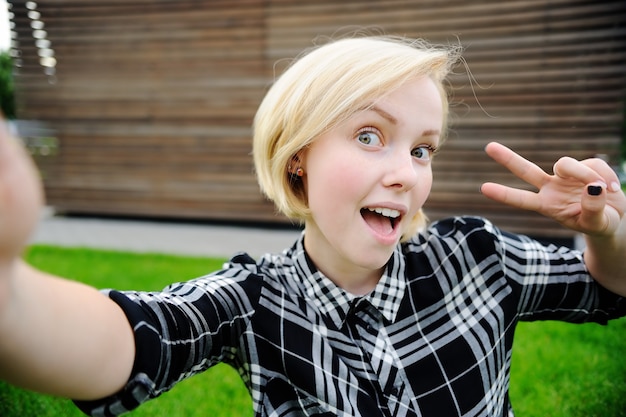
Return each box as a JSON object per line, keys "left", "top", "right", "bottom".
{"left": 253, "top": 35, "right": 460, "bottom": 238}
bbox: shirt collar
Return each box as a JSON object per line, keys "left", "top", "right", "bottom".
{"left": 289, "top": 234, "right": 406, "bottom": 329}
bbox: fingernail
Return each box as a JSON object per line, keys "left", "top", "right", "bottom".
{"left": 610, "top": 182, "right": 621, "bottom": 192}
{"left": 587, "top": 185, "right": 602, "bottom": 196}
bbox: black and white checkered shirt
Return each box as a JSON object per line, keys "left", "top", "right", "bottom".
{"left": 75, "top": 216, "right": 626, "bottom": 417}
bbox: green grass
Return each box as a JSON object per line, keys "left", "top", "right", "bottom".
{"left": 1, "top": 245, "right": 625, "bottom": 416}
{"left": 511, "top": 320, "right": 626, "bottom": 417}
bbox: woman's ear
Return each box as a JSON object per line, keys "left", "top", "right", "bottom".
{"left": 288, "top": 153, "right": 305, "bottom": 177}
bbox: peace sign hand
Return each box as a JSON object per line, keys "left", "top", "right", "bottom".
{"left": 480, "top": 142, "right": 625, "bottom": 238}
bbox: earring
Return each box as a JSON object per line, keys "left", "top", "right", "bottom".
{"left": 289, "top": 154, "right": 304, "bottom": 178}
{"left": 288, "top": 163, "right": 304, "bottom": 178}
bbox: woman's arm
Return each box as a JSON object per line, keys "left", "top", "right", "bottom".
{"left": 0, "top": 122, "right": 135, "bottom": 400}
{"left": 481, "top": 142, "right": 626, "bottom": 296}
{"left": 0, "top": 261, "right": 136, "bottom": 399}
{"left": 580, "top": 210, "right": 626, "bottom": 297}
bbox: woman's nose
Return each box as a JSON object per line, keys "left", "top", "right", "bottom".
{"left": 382, "top": 151, "right": 419, "bottom": 191}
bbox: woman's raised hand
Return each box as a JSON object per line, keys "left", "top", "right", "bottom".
{"left": 0, "top": 121, "right": 43, "bottom": 266}
{"left": 481, "top": 141, "right": 625, "bottom": 237}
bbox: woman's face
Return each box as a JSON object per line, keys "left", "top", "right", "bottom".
{"left": 300, "top": 77, "right": 443, "bottom": 293}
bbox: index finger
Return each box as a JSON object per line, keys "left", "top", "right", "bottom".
{"left": 484, "top": 142, "right": 550, "bottom": 189}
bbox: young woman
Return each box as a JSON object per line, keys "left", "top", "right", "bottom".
{"left": 0, "top": 36, "right": 624, "bottom": 417}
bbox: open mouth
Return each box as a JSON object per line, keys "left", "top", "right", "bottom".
{"left": 360, "top": 207, "right": 401, "bottom": 236}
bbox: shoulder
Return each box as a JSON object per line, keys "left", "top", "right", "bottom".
{"left": 156, "top": 243, "right": 301, "bottom": 306}
{"left": 217, "top": 250, "right": 298, "bottom": 297}
{"left": 427, "top": 215, "right": 497, "bottom": 236}
{"left": 407, "top": 216, "right": 501, "bottom": 249}
{"left": 152, "top": 252, "right": 270, "bottom": 310}
{"left": 401, "top": 215, "right": 543, "bottom": 271}
{"left": 397, "top": 216, "right": 503, "bottom": 274}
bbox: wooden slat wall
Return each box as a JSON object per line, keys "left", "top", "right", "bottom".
{"left": 9, "top": 0, "right": 626, "bottom": 238}
{"left": 9, "top": 0, "right": 277, "bottom": 222}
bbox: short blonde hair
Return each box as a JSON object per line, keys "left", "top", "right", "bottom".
{"left": 253, "top": 35, "right": 460, "bottom": 238}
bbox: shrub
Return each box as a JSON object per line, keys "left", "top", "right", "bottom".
{"left": 0, "top": 51, "right": 16, "bottom": 119}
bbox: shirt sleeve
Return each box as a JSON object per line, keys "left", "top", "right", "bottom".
{"left": 487, "top": 219, "right": 626, "bottom": 324}
{"left": 73, "top": 253, "right": 262, "bottom": 417}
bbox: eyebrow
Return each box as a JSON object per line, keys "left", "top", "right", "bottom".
{"left": 369, "top": 106, "right": 440, "bottom": 137}
{"left": 422, "top": 129, "right": 440, "bottom": 137}
{"left": 370, "top": 106, "right": 398, "bottom": 125}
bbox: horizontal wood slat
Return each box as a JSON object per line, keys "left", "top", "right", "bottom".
{"left": 8, "top": 0, "right": 626, "bottom": 239}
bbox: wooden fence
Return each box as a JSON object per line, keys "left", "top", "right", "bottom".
{"left": 8, "top": 0, "right": 626, "bottom": 238}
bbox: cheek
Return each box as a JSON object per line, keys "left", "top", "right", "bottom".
{"left": 414, "top": 168, "right": 433, "bottom": 204}
{"left": 305, "top": 153, "right": 366, "bottom": 212}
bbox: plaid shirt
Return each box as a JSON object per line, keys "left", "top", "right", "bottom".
{"left": 75, "top": 216, "right": 626, "bottom": 417}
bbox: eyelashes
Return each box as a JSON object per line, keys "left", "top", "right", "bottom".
{"left": 411, "top": 145, "right": 436, "bottom": 161}
{"left": 356, "top": 128, "right": 382, "bottom": 146}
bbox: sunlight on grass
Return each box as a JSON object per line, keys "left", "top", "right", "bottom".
{"left": 0, "top": 245, "right": 624, "bottom": 416}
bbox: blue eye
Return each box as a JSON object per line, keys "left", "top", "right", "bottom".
{"left": 412, "top": 146, "right": 434, "bottom": 161}
{"left": 357, "top": 130, "right": 382, "bottom": 146}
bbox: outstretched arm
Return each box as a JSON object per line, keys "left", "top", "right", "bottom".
{"left": 481, "top": 142, "right": 626, "bottom": 297}
{"left": 0, "top": 122, "right": 135, "bottom": 399}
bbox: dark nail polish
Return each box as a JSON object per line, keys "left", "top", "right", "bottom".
{"left": 587, "top": 185, "right": 602, "bottom": 196}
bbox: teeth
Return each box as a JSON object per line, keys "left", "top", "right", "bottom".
{"left": 368, "top": 207, "right": 401, "bottom": 218}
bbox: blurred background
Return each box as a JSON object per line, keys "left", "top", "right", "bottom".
{"left": 0, "top": 2, "right": 8, "bottom": 50}
{"left": 2, "top": 0, "right": 625, "bottom": 240}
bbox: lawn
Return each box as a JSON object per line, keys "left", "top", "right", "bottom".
{"left": 1, "top": 245, "right": 625, "bottom": 416}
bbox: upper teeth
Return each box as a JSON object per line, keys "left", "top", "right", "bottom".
{"left": 368, "top": 207, "right": 401, "bottom": 218}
